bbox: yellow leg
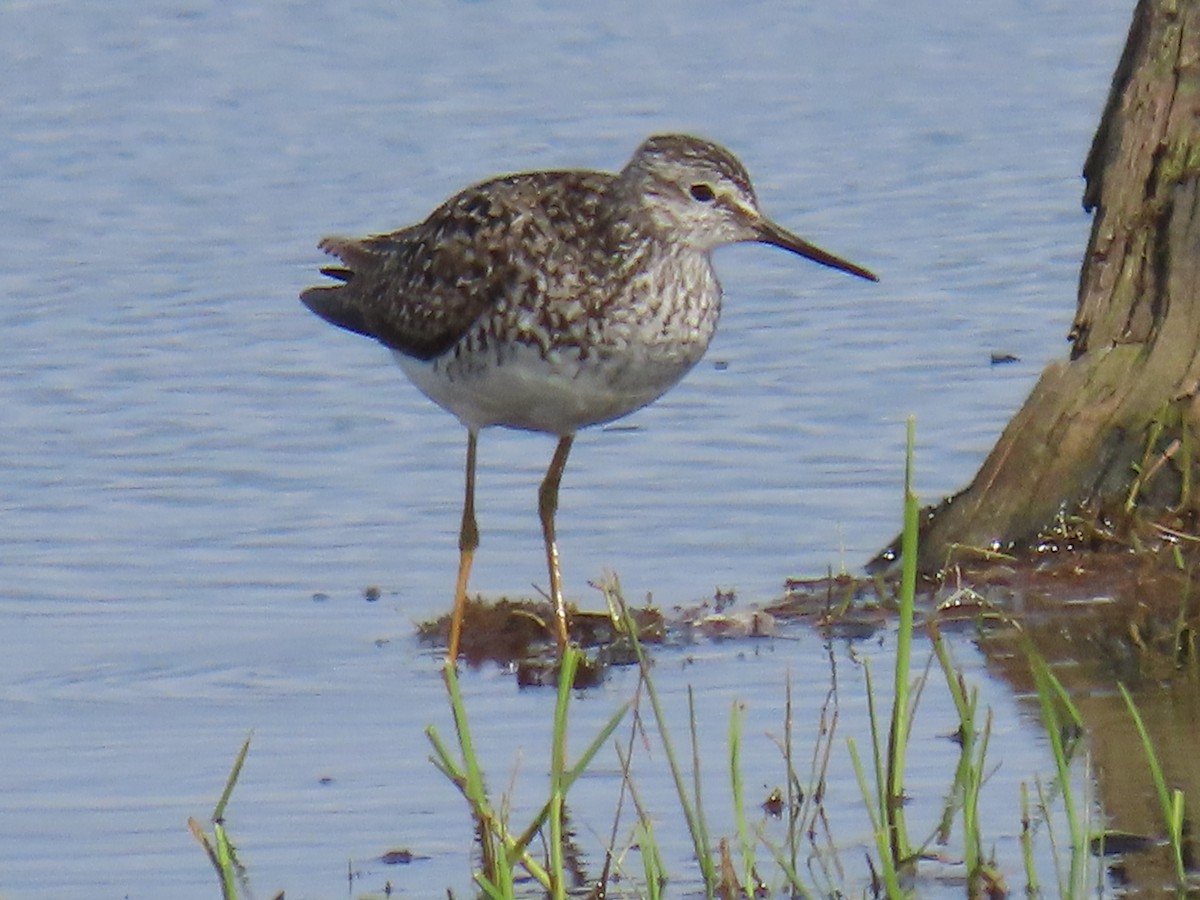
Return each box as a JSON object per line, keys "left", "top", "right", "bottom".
{"left": 538, "top": 434, "right": 575, "bottom": 651}
{"left": 448, "top": 429, "right": 479, "bottom": 663}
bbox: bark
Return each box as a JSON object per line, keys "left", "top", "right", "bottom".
{"left": 883, "top": 0, "right": 1200, "bottom": 573}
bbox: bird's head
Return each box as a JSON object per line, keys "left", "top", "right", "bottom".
{"left": 621, "top": 134, "right": 877, "bottom": 282}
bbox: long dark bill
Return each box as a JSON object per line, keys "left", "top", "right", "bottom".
{"left": 756, "top": 218, "right": 879, "bottom": 282}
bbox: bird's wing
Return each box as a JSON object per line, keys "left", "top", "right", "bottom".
{"left": 300, "top": 170, "right": 614, "bottom": 361}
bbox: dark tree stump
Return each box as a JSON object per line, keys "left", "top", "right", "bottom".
{"left": 887, "top": 0, "right": 1200, "bottom": 572}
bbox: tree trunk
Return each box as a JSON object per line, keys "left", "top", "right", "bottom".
{"left": 885, "top": 0, "right": 1200, "bottom": 573}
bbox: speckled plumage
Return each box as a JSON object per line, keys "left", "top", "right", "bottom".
{"left": 301, "top": 134, "right": 877, "bottom": 659}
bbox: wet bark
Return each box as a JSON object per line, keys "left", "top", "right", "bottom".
{"left": 886, "top": 0, "right": 1200, "bottom": 573}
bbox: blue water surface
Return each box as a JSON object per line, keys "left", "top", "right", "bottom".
{"left": 0, "top": 1, "right": 1130, "bottom": 896}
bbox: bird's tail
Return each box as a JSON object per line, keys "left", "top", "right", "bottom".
{"left": 299, "top": 237, "right": 379, "bottom": 340}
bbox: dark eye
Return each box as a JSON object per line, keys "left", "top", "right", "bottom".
{"left": 689, "top": 183, "right": 716, "bottom": 202}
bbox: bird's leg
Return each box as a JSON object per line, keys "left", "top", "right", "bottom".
{"left": 538, "top": 434, "right": 575, "bottom": 651}
{"left": 448, "top": 429, "right": 479, "bottom": 663}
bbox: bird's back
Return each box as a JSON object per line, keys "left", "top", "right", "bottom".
{"left": 300, "top": 169, "right": 633, "bottom": 362}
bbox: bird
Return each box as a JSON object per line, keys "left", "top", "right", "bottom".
{"left": 301, "top": 133, "right": 877, "bottom": 662}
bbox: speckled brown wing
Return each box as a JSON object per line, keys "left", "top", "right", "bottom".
{"left": 300, "top": 170, "right": 616, "bottom": 361}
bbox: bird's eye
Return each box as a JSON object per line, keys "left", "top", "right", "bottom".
{"left": 689, "top": 183, "right": 716, "bottom": 203}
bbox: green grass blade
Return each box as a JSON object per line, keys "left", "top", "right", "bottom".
{"left": 1020, "top": 781, "right": 1039, "bottom": 895}
{"left": 212, "top": 821, "right": 238, "bottom": 900}
{"left": 886, "top": 415, "right": 918, "bottom": 865}
{"left": 508, "top": 697, "right": 631, "bottom": 856}
{"left": 729, "top": 700, "right": 756, "bottom": 894}
{"left": 848, "top": 737, "right": 904, "bottom": 898}
{"left": 612, "top": 580, "right": 716, "bottom": 894}
{"left": 1026, "top": 643, "right": 1081, "bottom": 849}
{"left": 213, "top": 731, "right": 253, "bottom": 822}
{"left": 616, "top": 738, "right": 667, "bottom": 899}
{"left": 1118, "top": 682, "right": 1186, "bottom": 884}
{"left": 688, "top": 685, "right": 713, "bottom": 884}
{"left": 433, "top": 658, "right": 521, "bottom": 894}
{"left": 563, "top": 700, "right": 630, "bottom": 785}
{"left": 548, "top": 647, "right": 580, "bottom": 900}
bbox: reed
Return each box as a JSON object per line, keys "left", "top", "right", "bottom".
{"left": 426, "top": 650, "right": 629, "bottom": 895}
{"left": 607, "top": 577, "right": 718, "bottom": 894}
{"left": 186, "top": 732, "right": 268, "bottom": 900}
{"left": 1118, "top": 681, "right": 1187, "bottom": 885}
{"left": 1024, "top": 639, "right": 1091, "bottom": 896}
{"left": 885, "top": 416, "right": 919, "bottom": 867}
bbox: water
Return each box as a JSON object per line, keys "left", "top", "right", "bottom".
{"left": 1, "top": 0, "right": 1132, "bottom": 896}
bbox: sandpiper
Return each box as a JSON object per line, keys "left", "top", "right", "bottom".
{"left": 301, "top": 134, "right": 877, "bottom": 661}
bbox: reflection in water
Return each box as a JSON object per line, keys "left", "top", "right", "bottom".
{"left": 970, "top": 551, "right": 1200, "bottom": 893}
